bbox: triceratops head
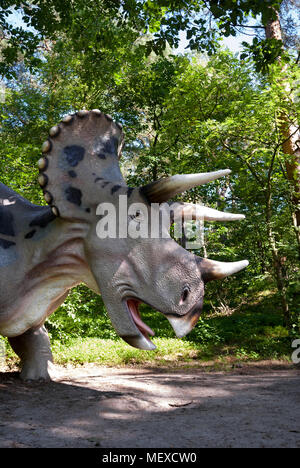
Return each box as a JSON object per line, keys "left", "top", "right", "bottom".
{"left": 37, "top": 110, "right": 248, "bottom": 350}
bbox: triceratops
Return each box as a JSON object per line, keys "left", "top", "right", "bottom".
{"left": 0, "top": 110, "right": 248, "bottom": 380}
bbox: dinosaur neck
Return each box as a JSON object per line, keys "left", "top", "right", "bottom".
{"left": 23, "top": 214, "right": 99, "bottom": 293}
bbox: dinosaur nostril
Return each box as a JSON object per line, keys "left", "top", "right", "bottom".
{"left": 181, "top": 286, "right": 190, "bottom": 303}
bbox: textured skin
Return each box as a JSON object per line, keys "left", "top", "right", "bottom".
{"left": 8, "top": 326, "right": 54, "bottom": 381}
{"left": 0, "top": 110, "right": 248, "bottom": 380}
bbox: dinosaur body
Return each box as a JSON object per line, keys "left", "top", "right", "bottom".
{"left": 0, "top": 187, "right": 96, "bottom": 337}
{"left": 0, "top": 110, "right": 248, "bottom": 380}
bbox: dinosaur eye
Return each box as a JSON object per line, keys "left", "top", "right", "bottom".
{"left": 181, "top": 286, "right": 190, "bottom": 303}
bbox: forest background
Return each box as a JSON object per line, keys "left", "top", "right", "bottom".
{"left": 0, "top": 0, "right": 299, "bottom": 367}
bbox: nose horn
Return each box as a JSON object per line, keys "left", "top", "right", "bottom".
{"left": 197, "top": 257, "right": 249, "bottom": 282}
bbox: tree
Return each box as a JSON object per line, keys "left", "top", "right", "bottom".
{"left": 150, "top": 51, "right": 299, "bottom": 325}
{"left": 0, "top": 1, "right": 298, "bottom": 333}
{"left": 0, "top": 0, "right": 282, "bottom": 78}
{"left": 264, "top": 7, "right": 300, "bottom": 255}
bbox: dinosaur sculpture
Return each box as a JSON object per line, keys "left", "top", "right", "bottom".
{"left": 0, "top": 109, "right": 248, "bottom": 380}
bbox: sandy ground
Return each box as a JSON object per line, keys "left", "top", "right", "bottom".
{"left": 0, "top": 363, "right": 299, "bottom": 448}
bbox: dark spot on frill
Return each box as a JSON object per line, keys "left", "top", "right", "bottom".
{"left": 127, "top": 187, "right": 134, "bottom": 198}
{"left": 97, "top": 153, "right": 106, "bottom": 160}
{"left": 0, "top": 206, "right": 15, "bottom": 236}
{"left": 139, "top": 187, "right": 151, "bottom": 205}
{"left": 0, "top": 238, "right": 16, "bottom": 249}
{"left": 86, "top": 208, "right": 91, "bottom": 213}
{"left": 68, "top": 170, "right": 77, "bottom": 178}
{"left": 29, "top": 208, "right": 56, "bottom": 228}
{"left": 103, "top": 137, "right": 118, "bottom": 154}
{"left": 63, "top": 145, "right": 85, "bottom": 167}
{"left": 111, "top": 185, "right": 121, "bottom": 195}
{"left": 95, "top": 137, "right": 119, "bottom": 159}
{"left": 65, "top": 186, "right": 82, "bottom": 206}
{"left": 25, "top": 230, "right": 36, "bottom": 239}
{"left": 102, "top": 181, "right": 110, "bottom": 188}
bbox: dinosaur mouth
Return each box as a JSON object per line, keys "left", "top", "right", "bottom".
{"left": 122, "top": 297, "right": 203, "bottom": 350}
{"left": 126, "top": 299, "right": 155, "bottom": 341}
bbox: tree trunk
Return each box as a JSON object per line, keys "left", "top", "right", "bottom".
{"left": 265, "top": 13, "right": 300, "bottom": 254}
{"left": 265, "top": 192, "right": 290, "bottom": 327}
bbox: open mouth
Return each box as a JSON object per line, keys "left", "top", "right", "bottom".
{"left": 126, "top": 299, "right": 155, "bottom": 342}
{"left": 123, "top": 297, "right": 203, "bottom": 350}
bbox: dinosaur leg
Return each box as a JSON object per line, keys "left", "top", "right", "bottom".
{"left": 8, "top": 325, "right": 54, "bottom": 381}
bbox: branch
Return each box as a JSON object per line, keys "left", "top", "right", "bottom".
{"left": 222, "top": 141, "right": 265, "bottom": 187}
{"left": 157, "top": 135, "right": 180, "bottom": 156}
{"left": 206, "top": 87, "right": 220, "bottom": 119}
{"left": 278, "top": 124, "right": 300, "bottom": 149}
{"left": 267, "top": 144, "right": 279, "bottom": 183}
{"left": 232, "top": 24, "right": 265, "bottom": 29}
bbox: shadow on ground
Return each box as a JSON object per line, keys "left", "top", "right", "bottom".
{"left": 0, "top": 366, "right": 299, "bottom": 448}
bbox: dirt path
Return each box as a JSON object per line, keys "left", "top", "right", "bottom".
{"left": 0, "top": 364, "right": 299, "bottom": 448}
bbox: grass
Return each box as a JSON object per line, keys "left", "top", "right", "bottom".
{"left": 2, "top": 292, "right": 296, "bottom": 372}
{"left": 51, "top": 337, "right": 200, "bottom": 366}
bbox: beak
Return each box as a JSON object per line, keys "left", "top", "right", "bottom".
{"left": 166, "top": 301, "right": 203, "bottom": 338}
{"left": 122, "top": 334, "right": 156, "bottom": 350}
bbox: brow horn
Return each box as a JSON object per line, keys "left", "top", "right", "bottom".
{"left": 197, "top": 258, "right": 249, "bottom": 282}
{"left": 140, "top": 170, "right": 231, "bottom": 203}
{"left": 171, "top": 202, "right": 245, "bottom": 222}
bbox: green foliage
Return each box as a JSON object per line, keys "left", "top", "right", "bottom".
{"left": 241, "top": 37, "right": 288, "bottom": 73}
{"left": 0, "top": 1, "right": 299, "bottom": 364}
{"left": 0, "top": 0, "right": 283, "bottom": 79}
{"left": 5, "top": 291, "right": 292, "bottom": 366}
{"left": 46, "top": 285, "right": 118, "bottom": 342}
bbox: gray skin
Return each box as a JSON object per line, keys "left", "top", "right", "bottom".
{"left": 0, "top": 110, "right": 248, "bottom": 381}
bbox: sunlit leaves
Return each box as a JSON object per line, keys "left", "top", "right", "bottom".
{"left": 241, "top": 37, "right": 287, "bottom": 73}
{"left": 0, "top": 0, "right": 283, "bottom": 78}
